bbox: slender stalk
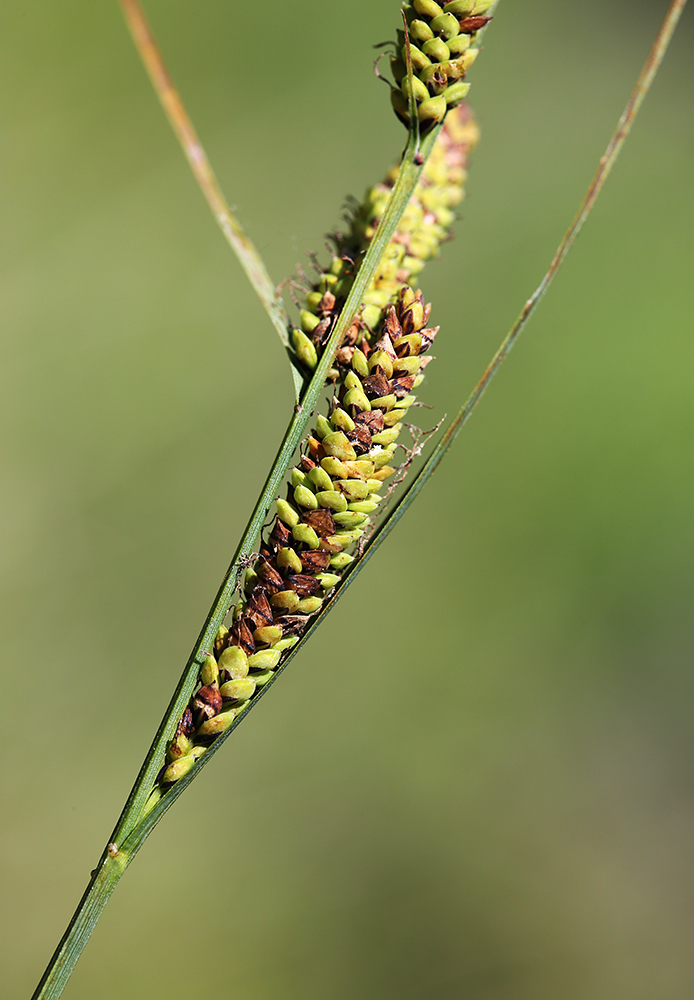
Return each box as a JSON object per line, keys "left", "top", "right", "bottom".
{"left": 118, "top": 0, "right": 291, "bottom": 348}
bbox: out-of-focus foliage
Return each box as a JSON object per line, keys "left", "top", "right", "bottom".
{"left": 1, "top": 2, "right": 692, "bottom": 998}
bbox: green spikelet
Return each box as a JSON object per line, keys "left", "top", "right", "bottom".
{"left": 391, "top": 2, "right": 492, "bottom": 129}
{"left": 157, "top": 107, "right": 478, "bottom": 788}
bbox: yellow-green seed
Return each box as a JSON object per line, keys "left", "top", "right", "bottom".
{"left": 446, "top": 33, "right": 471, "bottom": 55}
{"left": 394, "top": 356, "right": 423, "bottom": 375}
{"left": 248, "top": 649, "right": 282, "bottom": 670}
{"left": 294, "top": 484, "right": 319, "bottom": 510}
{"left": 300, "top": 309, "right": 320, "bottom": 333}
{"left": 308, "top": 465, "right": 334, "bottom": 492}
{"left": 333, "top": 511, "right": 368, "bottom": 528}
{"left": 218, "top": 645, "right": 249, "bottom": 680}
{"left": 296, "top": 596, "right": 323, "bottom": 614}
{"left": 422, "top": 37, "right": 450, "bottom": 63}
{"left": 273, "top": 636, "right": 299, "bottom": 652}
{"left": 200, "top": 655, "right": 219, "bottom": 687}
{"left": 343, "top": 387, "right": 371, "bottom": 412}
{"left": 372, "top": 445, "right": 397, "bottom": 469}
{"left": 344, "top": 370, "right": 362, "bottom": 392}
{"left": 322, "top": 432, "right": 357, "bottom": 462}
{"left": 276, "top": 499, "right": 300, "bottom": 528}
{"left": 348, "top": 499, "right": 380, "bottom": 515}
{"left": 383, "top": 408, "right": 408, "bottom": 427}
{"left": 361, "top": 305, "right": 382, "bottom": 330}
{"left": 442, "top": 0, "right": 476, "bottom": 14}
{"left": 191, "top": 746, "right": 207, "bottom": 760}
{"left": 271, "top": 589, "right": 300, "bottom": 612}
{"left": 368, "top": 350, "right": 394, "bottom": 378}
{"left": 277, "top": 546, "right": 303, "bottom": 573}
{"left": 291, "top": 523, "right": 320, "bottom": 549}
{"left": 168, "top": 732, "right": 193, "bottom": 761}
{"left": 401, "top": 74, "right": 430, "bottom": 105}
{"left": 253, "top": 625, "right": 283, "bottom": 645}
{"left": 162, "top": 754, "right": 196, "bottom": 784}
{"left": 321, "top": 456, "right": 349, "bottom": 479}
{"left": 252, "top": 669, "right": 274, "bottom": 687}
{"left": 366, "top": 479, "right": 384, "bottom": 493}
{"left": 409, "top": 17, "right": 434, "bottom": 42}
{"left": 372, "top": 424, "right": 402, "bottom": 446}
{"left": 219, "top": 677, "right": 256, "bottom": 702}
{"left": 290, "top": 467, "right": 306, "bottom": 488}
{"left": 315, "top": 490, "right": 349, "bottom": 512}
{"left": 292, "top": 328, "right": 317, "bottom": 369}
{"left": 315, "top": 415, "right": 332, "bottom": 439}
{"left": 197, "top": 708, "right": 237, "bottom": 738}
{"left": 330, "top": 408, "right": 356, "bottom": 433}
{"left": 371, "top": 393, "right": 398, "bottom": 411}
{"left": 413, "top": 0, "right": 444, "bottom": 17}
{"left": 443, "top": 81, "right": 471, "bottom": 105}
{"left": 330, "top": 552, "right": 355, "bottom": 570}
{"left": 343, "top": 459, "right": 375, "bottom": 479}
{"left": 418, "top": 95, "right": 447, "bottom": 123}
{"left": 351, "top": 348, "right": 369, "bottom": 379}
{"left": 403, "top": 43, "right": 432, "bottom": 74}
{"left": 317, "top": 573, "right": 341, "bottom": 589}
{"left": 430, "top": 12, "right": 460, "bottom": 39}
{"left": 334, "top": 479, "right": 370, "bottom": 501}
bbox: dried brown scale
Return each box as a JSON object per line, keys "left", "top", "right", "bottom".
{"left": 157, "top": 107, "right": 479, "bottom": 789}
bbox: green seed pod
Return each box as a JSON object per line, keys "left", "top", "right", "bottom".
{"left": 250, "top": 669, "right": 274, "bottom": 687}
{"left": 372, "top": 445, "right": 397, "bottom": 469}
{"left": 442, "top": 0, "right": 476, "bottom": 14}
{"left": 401, "top": 74, "right": 430, "bottom": 105}
{"left": 422, "top": 37, "right": 451, "bottom": 63}
{"left": 430, "top": 11, "right": 460, "bottom": 37}
{"left": 219, "top": 677, "right": 256, "bottom": 702}
{"left": 162, "top": 754, "right": 196, "bottom": 784}
{"left": 348, "top": 499, "right": 380, "bottom": 514}
{"left": 418, "top": 95, "right": 447, "bottom": 123}
{"left": 393, "top": 333, "right": 423, "bottom": 355}
{"left": 277, "top": 546, "right": 303, "bottom": 573}
{"left": 191, "top": 746, "right": 207, "bottom": 760}
{"left": 332, "top": 511, "right": 368, "bottom": 528}
{"left": 472, "top": 0, "right": 494, "bottom": 12}
{"left": 344, "top": 370, "right": 362, "bottom": 392}
{"left": 243, "top": 568, "right": 258, "bottom": 593}
{"left": 409, "top": 18, "right": 434, "bottom": 42}
{"left": 218, "top": 645, "right": 249, "bottom": 679}
{"left": 292, "top": 328, "right": 318, "bottom": 369}
{"left": 334, "top": 479, "right": 370, "bottom": 501}
{"left": 296, "top": 596, "right": 323, "bottom": 614}
{"left": 291, "top": 523, "right": 320, "bottom": 549}
{"left": 293, "top": 484, "right": 319, "bottom": 510}
{"left": 330, "top": 408, "right": 356, "bottom": 433}
{"left": 290, "top": 467, "right": 306, "bottom": 488}
{"left": 315, "top": 490, "right": 349, "bottom": 513}
{"left": 366, "top": 478, "right": 385, "bottom": 493}
{"left": 351, "top": 348, "right": 369, "bottom": 379}
{"left": 168, "top": 731, "right": 193, "bottom": 761}
{"left": 197, "top": 708, "right": 237, "bottom": 738}
{"left": 368, "top": 350, "right": 394, "bottom": 378}
{"left": 317, "top": 573, "right": 341, "bottom": 589}
{"left": 333, "top": 528, "right": 364, "bottom": 545}
{"left": 384, "top": 407, "right": 409, "bottom": 427}
{"left": 300, "top": 309, "right": 320, "bottom": 334}
{"left": 342, "top": 459, "right": 376, "bottom": 479}
{"left": 308, "top": 466, "right": 334, "bottom": 492}
{"left": 200, "top": 655, "right": 219, "bottom": 687}
{"left": 413, "top": 374, "right": 425, "bottom": 388}
{"left": 371, "top": 393, "right": 398, "bottom": 411}
{"left": 141, "top": 787, "right": 162, "bottom": 818}
{"left": 343, "top": 387, "right": 371, "bottom": 412}
{"left": 253, "top": 625, "right": 283, "bottom": 645}
{"left": 330, "top": 552, "right": 355, "bottom": 570}
{"left": 305, "top": 291, "right": 323, "bottom": 312}
{"left": 273, "top": 636, "right": 299, "bottom": 652}
{"left": 276, "top": 499, "right": 300, "bottom": 528}
{"left": 443, "top": 81, "right": 471, "bottom": 105}
{"left": 402, "top": 43, "right": 432, "bottom": 74}
{"left": 315, "top": 414, "right": 332, "bottom": 440}
{"left": 394, "top": 356, "right": 423, "bottom": 375}
{"left": 247, "top": 648, "right": 282, "bottom": 670}
{"left": 271, "top": 589, "right": 300, "bottom": 612}
{"left": 372, "top": 465, "right": 395, "bottom": 482}
{"left": 322, "top": 432, "right": 358, "bottom": 462}
{"left": 372, "top": 424, "right": 402, "bottom": 446}
{"left": 413, "top": 0, "right": 444, "bottom": 17}
{"left": 361, "top": 305, "right": 382, "bottom": 330}
{"left": 445, "top": 32, "right": 471, "bottom": 55}
{"left": 320, "top": 456, "right": 349, "bottom": 479}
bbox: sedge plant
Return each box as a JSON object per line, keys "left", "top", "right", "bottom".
{"left": 14, "top": 1, "right": 688, "bottom": 998}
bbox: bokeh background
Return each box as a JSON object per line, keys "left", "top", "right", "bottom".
{"left": 2, "top": 2, "right": 692, "bottom": 997}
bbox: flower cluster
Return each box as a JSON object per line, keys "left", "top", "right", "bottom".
{"left": 391, "top": 0, "right": 493, "bottom": 127}
{"left": 157, "top": 106, "right": 478, "bottom": 789}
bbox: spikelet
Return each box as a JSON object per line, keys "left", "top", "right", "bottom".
{"left": 156, "top": 107, "right": 478, "bottom": 789}
{"left": 390, "top": 1, "right": 493, "bottom": 127}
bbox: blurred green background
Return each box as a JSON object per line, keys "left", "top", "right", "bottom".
{"left": 2, "top": 2, "right": 692, "bottom": 997}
